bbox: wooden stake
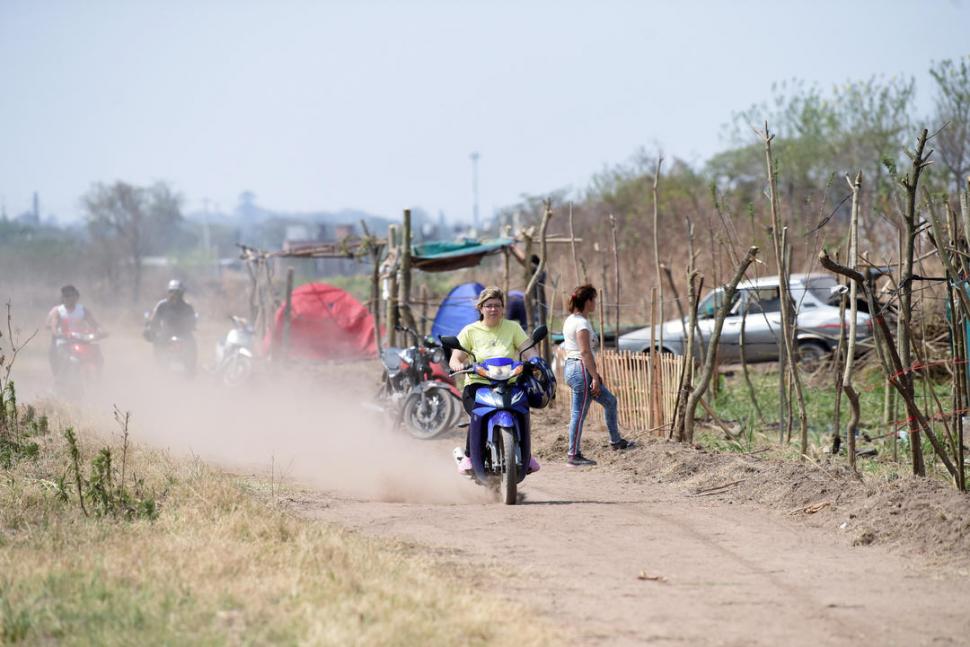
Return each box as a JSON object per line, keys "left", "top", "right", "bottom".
{"left": 653, "top": 155, "right": 665, "bottom": 377}
{"left": 683, "top": 247, "right": 759, "bottom": 443}
{"left": 360, "top": 219, "right": 383, "bottom": 354}
{"left": 599, "top": 263, "right": 608, "bottom": 354}
{"left": 609, "top": 213, "right": 621, "bottom": 349}
{"left": 898, "top": 128, "right": 932, "bottom": 476}
{"left": 398, "top": 209, "right": 416, "bottom": 331}
{"left": 420, "top": 283, "right": 430, "bottom": 336}
{"left": 282, "top": 267, "right": 295, "bottom": 362}
{"left": 386, "top": 225, "right": 399, "bottom": 348}
{"left": 648, "top": 288, "right": 657, "bottom": 428}
{"left": 843, "top": 173, "right": 862, "bottom": 472}
{"left": 569, "top": 202, "right": 580, "bottom": 286}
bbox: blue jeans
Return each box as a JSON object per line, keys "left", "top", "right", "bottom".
{"left": 565, "top": 358, "right": 621, "bottom": 456}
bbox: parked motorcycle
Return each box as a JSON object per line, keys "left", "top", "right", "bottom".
{"left": 440, "top": 325, "right": 549, "bottom": 504}
{"left": 55, "top": 328, "right": 106, "bottom": 398}
{"left": 378, "top": 325, "right": 462, "bottom": 439}
{"left": 215, "top": 316, "right": 256, "bottom": 387}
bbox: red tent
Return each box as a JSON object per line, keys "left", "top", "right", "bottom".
{"left": 265, "top": 283, "right": 377, "bottom": 361}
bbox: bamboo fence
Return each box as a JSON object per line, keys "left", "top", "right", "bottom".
{"left": 553, "top": 348, "right": 681, "bottom": 433}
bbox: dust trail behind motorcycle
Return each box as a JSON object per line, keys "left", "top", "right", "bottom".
{"left": 13, "top": 324, "right": 489, "bottom": 505}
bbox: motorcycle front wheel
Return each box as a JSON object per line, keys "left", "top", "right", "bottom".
{"left": 401, "top": 389, "right": 453, "bottom": 440}
{"left": 498, "top": 426, "right": 517, "bottom": 505}
{"left": 222, "top": 354, "right": 253, "bottom": 387}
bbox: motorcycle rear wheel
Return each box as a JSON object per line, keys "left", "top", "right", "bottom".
{"left": 498, "top": 426, "right": 517, "bottom": 505}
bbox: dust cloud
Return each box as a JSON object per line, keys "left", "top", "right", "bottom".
{"left": 9, "top": 305, "right": 489, "bottom": 505}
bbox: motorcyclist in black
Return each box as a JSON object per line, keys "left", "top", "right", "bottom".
{"left": 145, "top": 279, "right": 197, "bottom": 374}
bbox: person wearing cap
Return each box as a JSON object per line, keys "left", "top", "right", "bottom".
{"left": 145, "top": 279, "right": 197, "bottom": 374}
{"left": 46, "top": 284, "right": 102, "bottom": 377}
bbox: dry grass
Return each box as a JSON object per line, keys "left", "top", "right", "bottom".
{"left": 0, "top": 410, "right": 553, "bottom": 646}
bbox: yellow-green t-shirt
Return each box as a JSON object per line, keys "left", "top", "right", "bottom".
{"left": 457, "top": 319, "right": 530, "bottom": 385}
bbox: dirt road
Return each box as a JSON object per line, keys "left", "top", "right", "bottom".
{"left": 8, "top": 324, "right": 969, "bottom": 646}
{"left": 301, "top": 454, "right": 970, "bottom": 647}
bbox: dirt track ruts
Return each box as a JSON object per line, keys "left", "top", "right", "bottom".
{"left": 299, "top": 458, "right": 970, "bottom": 646}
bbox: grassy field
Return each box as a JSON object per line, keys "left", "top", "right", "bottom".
{"left": 702, "top": 360, "right": 959, "bottom": 482}
{"left": 0, "top": 402, "right": 551, "bottom": 646}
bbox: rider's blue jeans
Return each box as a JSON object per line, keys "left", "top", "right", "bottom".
{"left": 565, "top": 358, "right": 621, "bottom": 456}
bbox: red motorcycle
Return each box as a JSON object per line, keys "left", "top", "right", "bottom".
{"left": 55, "top": 325, "right": 106, "bottom": 398}
{"left": 378, "top": 325, "right": 462, "bottom": 439}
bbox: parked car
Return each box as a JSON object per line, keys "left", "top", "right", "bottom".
{"left": 618, "top": 273, "right": 874, "bottom": 364}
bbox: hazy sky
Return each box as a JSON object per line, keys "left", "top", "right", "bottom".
{"left": 2, "top": 0, "right": 968, "bottom": 224}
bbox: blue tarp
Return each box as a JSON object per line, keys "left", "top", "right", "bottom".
{"left": 431, "top": 282, "right": 485, "bottom": 340}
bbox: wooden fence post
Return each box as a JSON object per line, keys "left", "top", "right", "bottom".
{"left": 282, "top": 267, "right": 295, "bottom": 362}
{"left": 398, "top": 209, "right": 416, "bottom": 331}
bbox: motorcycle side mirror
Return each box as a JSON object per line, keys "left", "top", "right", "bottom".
{"left": 440, "top": 335, "right": 476, "bottom": 362}
{"left": 518, "top": 325, "right": 548, "bottom": 359}
{"left": 532, "top": 325, "right": 548, "bottom": 344}
{"left": 439, "top": 335, "right": 464, "bottom": 353}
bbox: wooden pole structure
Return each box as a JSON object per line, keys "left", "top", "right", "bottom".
{"left": 503, "top": 247, "right": 511, "bottom": 297}
{"left": 420, "top": 283, "right": 430, "bottom": 336}
{"left": 762, "top": 123, "right": 798, "bottom": 446}
{"left": 843, "top": 173, "right": 862, "bottom": 472}
{"left": 281, "top": 267, "right": 295, "bottom": 362}
{"left": 386, "top": 225, "right": 399, "bottom": 348}
{"left": 683, "top": 247, "right": 759, "bottom": 443}
{"left": 609, "top": 213, "right": 621, "bottom": 349}
{"left": 525, "top": 201, "right": 553, "bottom": 303}
{"left": 599, "top": 262, "right": 608, "bottom": 354}
{"left": 652, "top": 155, "right": 665, "bottom": 377}
{"left": 398, "top": 209, "right": 416, "bottom": 331}
{"left": 671, "top": 271, "right": 701, "bottom": 440}
{"left": 898, "top": 128, "right": 931, "bottom": 476}
{"left": 569, "top": 202, "right": 581, "bottom": 286}
{"left": 521, "top": 230, "right": 535, "bottom": 329}
{"left": 832, "top": 266, "right": 847, "bottom": 454}
{"left": 819, "top": 249, "right": 960, "bottom": 481}
{"left": 360, "top": 220, "right": 383, "bottom": 354}
{"left": 648, "top": 287, "right": 657, "bottom": 428}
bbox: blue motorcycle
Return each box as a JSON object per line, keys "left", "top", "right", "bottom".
{"left": 441, "top": 325, "right": 549, "bottom": 505}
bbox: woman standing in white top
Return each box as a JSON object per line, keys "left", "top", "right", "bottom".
{"left": 562, "top": 284, "right": 633, "bottom": 466}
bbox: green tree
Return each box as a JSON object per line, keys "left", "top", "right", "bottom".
{"left": 929, "top": 56, "right": 970, "bottom": 196}
{"left": 83, "top": 181, "right": 183, "bottom": 302}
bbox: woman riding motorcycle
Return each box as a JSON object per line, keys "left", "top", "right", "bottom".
{"left": 449, "top": 286, "right": 543, "bottom": 475}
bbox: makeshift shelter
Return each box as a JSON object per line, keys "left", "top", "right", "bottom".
{"left": 412, "top": 238, "right": 515, "bottom": 272}
{"left": 431, "top": 282, "right": 485, "bottom": 340}
{"left": 264, "top": 283, "right": 377, "bottom": 361}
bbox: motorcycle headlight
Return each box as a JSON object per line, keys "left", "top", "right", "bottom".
{"left": 476, "top": 389, "right": 504, "bottom": 407}
{"left": 432, "top": 347, "right": 445, "bottom": 364}
{"left": 476, "top": 363, "right": 523, "bottom": 381}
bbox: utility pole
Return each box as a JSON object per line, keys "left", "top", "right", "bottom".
{"left": 201, "top": 198, "right": 212, "bottom": 259}
{"left": 470, "top": 151, "right": 480, "bottom": 232}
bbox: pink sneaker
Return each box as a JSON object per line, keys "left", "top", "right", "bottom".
{"left": 458, "top": 456, "right": 473, "bottom": 473}
{"left": 527, "top": 456, "right": 541, "bottom": 473}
